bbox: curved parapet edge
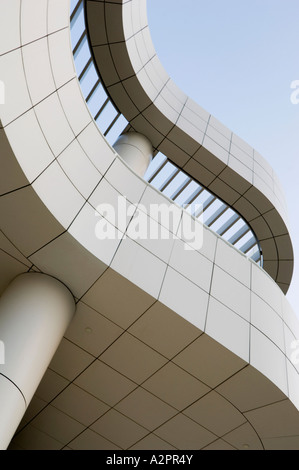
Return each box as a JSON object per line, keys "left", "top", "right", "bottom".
{"left": 85, "top": 0, "right": 294, "bottom": 293}
{"left": 0, "top": 0, "right": 298, "bottom": 450}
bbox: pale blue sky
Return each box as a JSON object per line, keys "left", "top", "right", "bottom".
{"left": 148, "top": 0, "right": 299, "bottom": 314}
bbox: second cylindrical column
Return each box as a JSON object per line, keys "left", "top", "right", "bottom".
{"left": 113, "top": 132, "right": 153, "bottom": 177}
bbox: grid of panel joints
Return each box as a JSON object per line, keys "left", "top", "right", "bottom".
{"left": 70, "top": 0, "right": 262, "bottom": 266}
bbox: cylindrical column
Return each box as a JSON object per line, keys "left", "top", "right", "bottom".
{"left": 0, "top": 273, "right": 75, "bottom": 449}
{"left": 113, "top": 132, "right": 153, "bottom": 177}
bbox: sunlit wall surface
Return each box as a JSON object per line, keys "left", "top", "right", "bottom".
{"left": 70, "top": 0, "right": 262, "bottom": 265}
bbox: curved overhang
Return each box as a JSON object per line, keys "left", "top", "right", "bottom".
{"left": 85, "top": 0, "right": 294, "bottom": 293}
{"left": 0, "top": 0, "right": 298, "bottom": 450}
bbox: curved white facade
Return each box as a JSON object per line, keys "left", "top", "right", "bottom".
{"left": 85, "top": 0, "right": 293, "bottom": 293}
{"left": 0, "top": 0, "right": 298, "bottom": 450}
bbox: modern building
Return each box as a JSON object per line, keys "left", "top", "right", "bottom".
{"left": 0, "top": 0, "right": 299, "bottom": 450}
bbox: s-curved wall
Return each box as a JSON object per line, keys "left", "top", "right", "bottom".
{"left": 85, "top": 0, "right": 294, "bottom": 294}
{"left": 0, "top": 0, "right": 298, "bottom": 450}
